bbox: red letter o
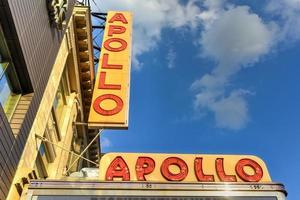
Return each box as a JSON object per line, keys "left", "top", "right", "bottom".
{"left": 161, "top": 157, "right": 188, "bottom": 181}
{"left": 93, "top": 94, "right": 123, "bottom": 116}
{"left": 104, "top": 38, "right": 127, "bottom": 52}
{"left": 235, "top": 158, "right": 263, "bottom": 182}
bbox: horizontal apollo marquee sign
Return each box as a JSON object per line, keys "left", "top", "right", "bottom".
{"left": 99, "top": 153, "right": 272, "bottom": 183}
{"left": 88, "top": 11, "right": 132, "bottom": 128}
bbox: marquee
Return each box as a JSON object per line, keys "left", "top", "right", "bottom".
{"left": 99, "top": 153, "right": 271, "bottom": 183}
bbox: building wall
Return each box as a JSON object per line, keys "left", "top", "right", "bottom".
{"left": 7, "top": 30, "right": 78, "bottom": 198}
{"left": 7, "top": 0, "right": 75, "bottom": 88}
{"left": 0, "top": 0, "right": 77, "bottom": 199}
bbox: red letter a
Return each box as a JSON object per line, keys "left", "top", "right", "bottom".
{"left": 105, "top": 156, "right": 130, "bottom": 181}
{"left": 109, "top": 13, "right": 128, "bottom": 24}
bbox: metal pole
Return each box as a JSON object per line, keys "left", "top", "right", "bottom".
{"left": 66, "top": 129, "right": 103, "bottom": 173}
{"left": 73, "top": 122, "right": 89, "bottom": 126}
{"left": 35, "top": 134, "right": 98, "bottom": 166}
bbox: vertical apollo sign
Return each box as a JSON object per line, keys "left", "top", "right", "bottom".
{"left": 88, "top": 11, "right": 132, "bottom": 128}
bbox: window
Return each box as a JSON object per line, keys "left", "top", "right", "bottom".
{"left": 35, "top": 144, "right": 49, "bottom": 179}
{"left": 53, "top": 67, "right": 70, "bottom": 124}
{"left": 0, "top": 26, "right": 22, "bottom": 121}
{"left": 53, "top": 83, "right": 66, "bottom": 120}
{"left": 0, "top": 62, "right": 22, "bottom": 120}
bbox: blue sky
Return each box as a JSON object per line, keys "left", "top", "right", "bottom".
{"left": 93, "top": 0, "right": 300, "bottom": 199}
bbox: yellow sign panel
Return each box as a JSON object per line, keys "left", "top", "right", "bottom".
{"left": 99, "top": 153, "right": 271, "bottom": 183}
{"left": 88, "top": 11, "right": 132, "bottom": 128}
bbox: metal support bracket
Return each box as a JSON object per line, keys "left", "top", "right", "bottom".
{"left": 66, "top": 129, "right": 103, "bottom": 173}
{"left": 35, "top": 134, "right": 99, "bottom": 167}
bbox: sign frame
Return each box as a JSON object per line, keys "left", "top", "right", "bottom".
{"left": 88, "top": 11, "right": 132, "bottom": 129}
{"left": 99, "top": 153, "right": 272, "bottom": 183}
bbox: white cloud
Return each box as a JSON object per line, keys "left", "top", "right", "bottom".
{"left": 95, "top": 0, "right": 201, "bottom": 70}
{"left": 101, "top": 136, "right": 112, "bottom": 148}
{"left": 266, "top": 0, "right": 300, "bottom": 42}
{"left": 94, "top": 1, "right": 296, "bottom": 131}
{"left": 198, "top": 0, "right": 225, "bottom": 29}
{"left": 166, "top": 47, "right": 176, "bottom": 69}
{"left": 201, "top": 6, "right": 274, "bottom": 71}
{"left": 192, "top": 5, "right": 275, "bottom": 130}
{"left": 211, "top": 90, "right": 251, "bottom": 130}
{"left": 193, "top": 85, "right": 253, "bottom": 130}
